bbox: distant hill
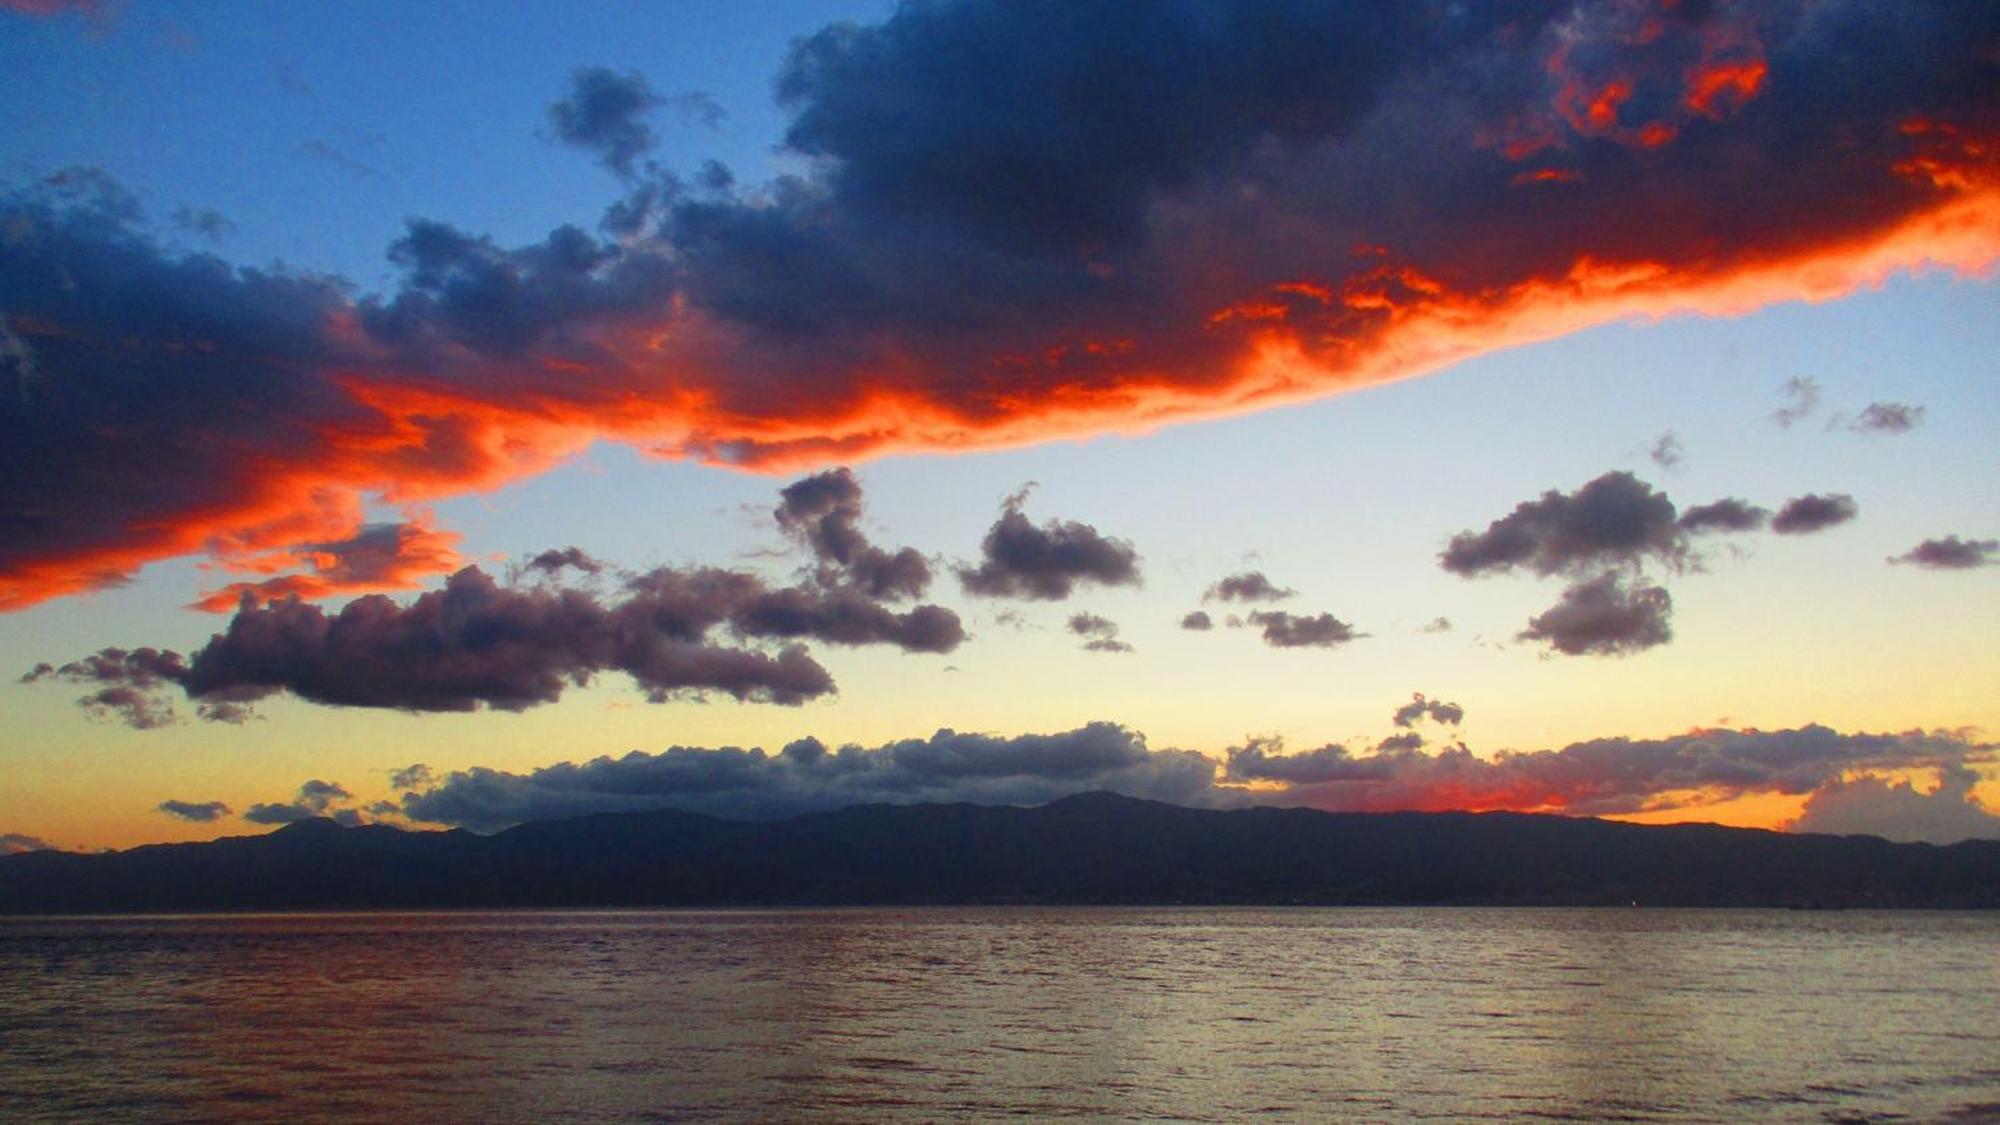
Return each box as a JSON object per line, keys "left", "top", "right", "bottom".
{"left": 3, "top": 793, "right": 1996, "bottom": 912}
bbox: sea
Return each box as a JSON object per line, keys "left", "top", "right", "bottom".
{"left": 1, "top": 908, "right": 1996, "bottom": 1122}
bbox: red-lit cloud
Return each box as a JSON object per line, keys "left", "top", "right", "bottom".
{"left": 2, "top": 1, "right": 1996, "bottom": 610}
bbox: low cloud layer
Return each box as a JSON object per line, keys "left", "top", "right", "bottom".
{"left": 1788, "top": 764, "right": 2000, "bottom": 845}
{"left": 0, "top": 832, "right": 54, "bottom": 855}
{"left": 957, "top": 490, "right": 1140, "bottom": 600}
{"left": 380, "top": 708, "right": 1998, "bottom": 845}
{"left": 400, "top": 723, "right": 1219, "bottom": 831}
{"left": 1227, "top": 723, "right": 1997, "bottom": 832}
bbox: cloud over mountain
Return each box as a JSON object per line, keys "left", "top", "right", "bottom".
{"left": 399, "top": 723, "right": 1218, "bottom": 830}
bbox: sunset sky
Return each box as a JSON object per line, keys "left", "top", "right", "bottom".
{"left": 2, "top": 0, "right": 1995, "bottom": 853}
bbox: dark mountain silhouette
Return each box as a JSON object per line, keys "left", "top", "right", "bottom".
{"left": 3, "top": 793, "right": 1995, "bottom": 912}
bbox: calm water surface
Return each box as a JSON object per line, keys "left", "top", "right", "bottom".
{"left": 2, "top": 908, "right": 1996, "bottom": 1122}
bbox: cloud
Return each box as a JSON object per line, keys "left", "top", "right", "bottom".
{"left": 775, "top": 468, "right": 931, "bottom": 600}
{"left": 1393, "top": 693, "right": 1464, "bottom": 729}
{"left": 1648, "top": 431, "right": 1684, "bottom": 469}
{"left": 156, "top": 799, "right": 232, "bottom": 823}
{"left": 1678, "top": 497, "right": 1769, "bottom": 534}
{"left": 0, "top": 831, "right": 54, "bottom": 854}
{"left": 389, "top": 763, "right": 433, "bottom": 791}
{"left": 29, "top": 559, "right": 971, "bottom": 724}
{"left": 957, "top": 490, "right": 1140, "bottom": 600}
{"left": 1179, "top": 610, "right": 1214, "bottom": 631}
{"left": 1227, "top": 723, "right": 1996, "bottom": 820}
{"left": 1788, "top": 763, "right": 2000, "bottom": 844}
{"left": 1440, "top": 471, "right": 1687, "bottom": 578}
{"left": 244, "top": 779, "right": 355, "bottom": 825}
{"left": 1419, "top": 616, "right": 1453, "bottom": 634}
{"left": 1244, "top": 610, "right": 1359, "bottom": 649}
{"left": 22, "top": 647, "right": 191, "bottom": 728}
{"left": 30, "top": 470, "right": 965, "bottom": 724}
{"left": 547, "top": 67, "right": 663, "bottom": 176}
{"left": 525, "top": 546, "right": 604, "bottom": 576}
{"left": 1067, "top": 612, "right": 1132, "bottom": 654}
{"left": 400, "top": 722, "right": 1219, "bottom": 831}
{"left": 1204, "top": 571, "right": 1296, "bottom": 603}
{"left": 1770, "top": 492, "right": 1858, "bottom": 535}
{"left": 189, "top": 518, "right": 465, "bottom": 612}
{"left": 1519, "top": 571, "right": 1673, "bottom": 657}
{"left": 3, "top": 2, "right": 1998, "bottom": 612}
{"left": 1771, "top": 375, "right": 1821, "bottom": 428}
{"left": 1846, "top": 401, "right": 1925, "bottom": 434}
{"left": 1888, "top": 535, "right": 1998, "bottom": 570}
{"left": 169, "top": 206, "right": 234, "bottom": 242}
{"left": 365, "top": 700, "right": 1998, "bottom": 840}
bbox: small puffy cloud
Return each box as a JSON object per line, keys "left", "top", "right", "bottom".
{"left": 244, "top": 779, "right": 353, "bottom": 825}
{"left": 1846, "top": 402, "right": 1925, "bottom": 434}
{"left": 1440, "top": 471, "right": 1685, "bottom": 578}
{"left": 775, "top": 467, "right": 931, "bottom": 600}
{"left": 1771, "top": 376, "right": 1821, "bottom": 428}
{"left": 20, "top": 647, "right": 189, "bottom": 728}
{"left": 1648, "top": 431, "right": 1684, "bottom": 470}
{"left": 1067, "top": 612, "right": 1131, "bottom": 654}
{"left": 1519, "top": 571, "right": 1672, "bottom": 657}
{"left": 1678, "top": 497, "right": 1769, "bottom": 534}
{"left": 1179, "top": 610, "right": 1214, "bottom": 631}
{"left": 1888, "top": 536, "right": 1997, "bottom": 570}
{"left": 0, "top": 832, "right": 54, "bottom": 855}
{"left": 1771, "top": 493, "right": 1858, "bottom": 535}
{"left": 957, "top": 490, "right": 1140, "bottom": 600}
{"left": 547, "top": 66, "right": 662, "bottom": 175}
{"left": 400, "top": 723, "right": 1219, "bottom": 831}
{"left": 156, "top": 799, "right": 232, "bottom": 823}
{"left": 525, "top": 547, "right": 603, "bottom": 576}
{"left": 1789, "top": 764, "right": 2000, "bottom": 844}
{"left": 1419, "top": 616, "right": 1453, "bottom": 634}
{"left": 1392, "top": 693, "right": 1463, "bottom": 729}
{"left": 1245, "top": 610, "right": 1358, "bottom": 649}
{"left": 1204, "top": 571, "right": 1295, "bottom": 603}
{"left": 389, "top": 763, "right": 434, "bottom": 791}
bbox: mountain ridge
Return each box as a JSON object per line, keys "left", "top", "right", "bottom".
{"left": 3, "top": 794, "right": 1995, "bottom": 913}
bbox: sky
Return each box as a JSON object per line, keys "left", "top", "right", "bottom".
{"left": 1, "top": 0, "right": 1996, "bottom": 854}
